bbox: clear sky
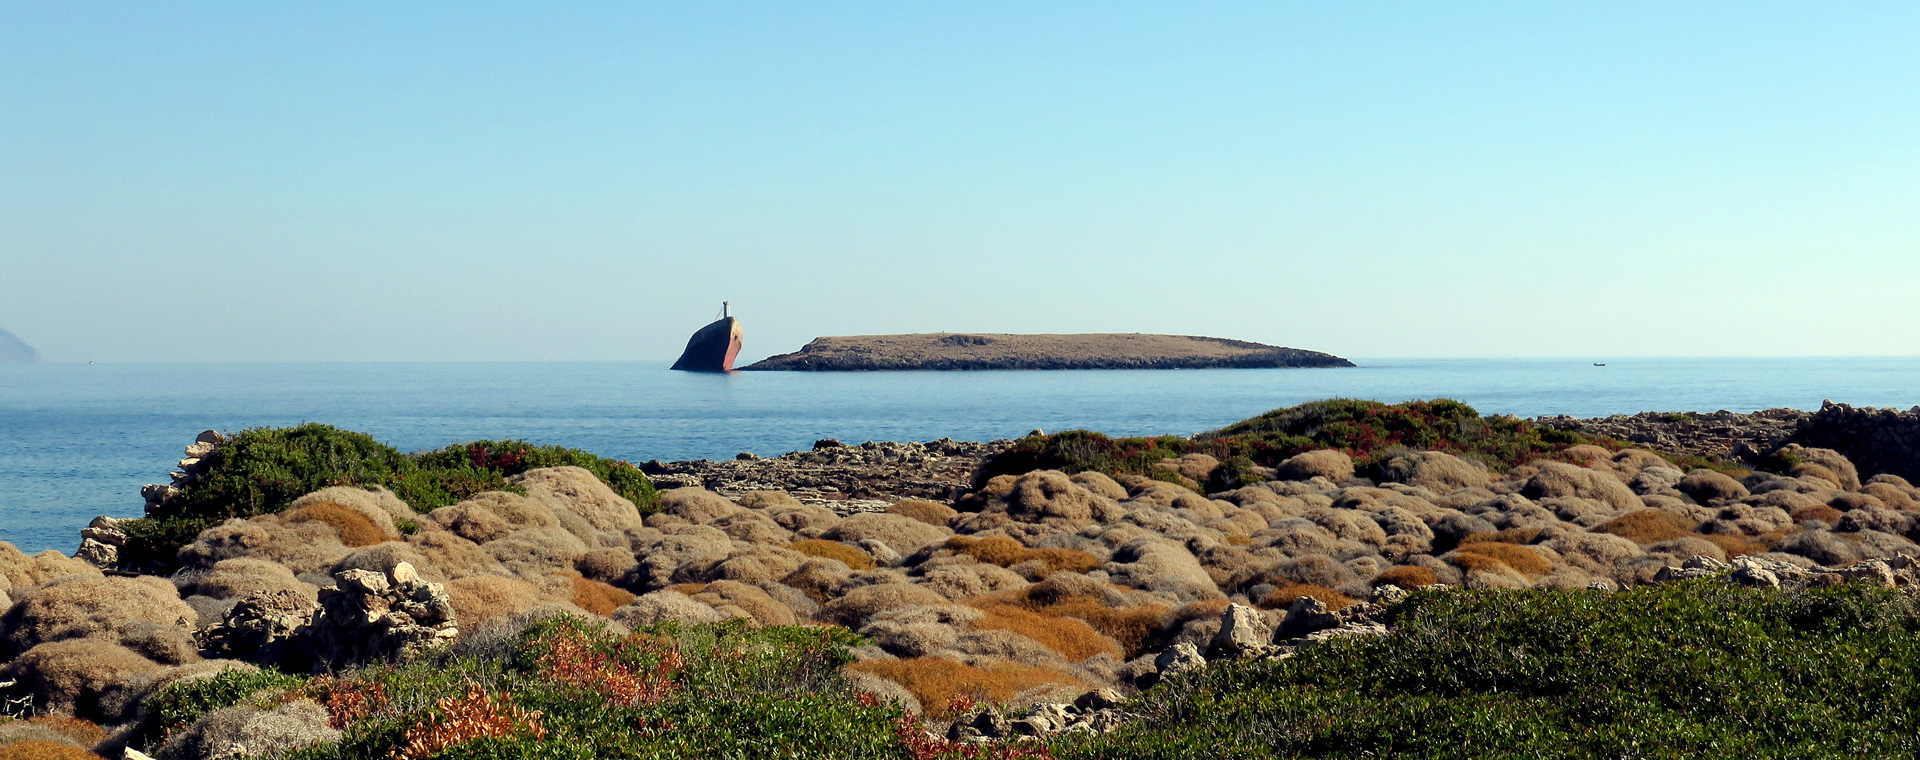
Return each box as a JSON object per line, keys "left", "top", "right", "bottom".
{"left": 3, "top": 2, "right": 1917, "bottom": 363}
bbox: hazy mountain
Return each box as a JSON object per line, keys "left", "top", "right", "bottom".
{"left": 0, "top": 328, "right": 40, "bottom": 363}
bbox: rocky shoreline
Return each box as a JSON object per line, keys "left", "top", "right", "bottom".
{"left": 739, "top": 333, "right": 1353, "bottom": 371}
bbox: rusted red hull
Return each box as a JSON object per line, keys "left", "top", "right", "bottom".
{"left": 671, "top": 316, "right": 743, "bottom": 373}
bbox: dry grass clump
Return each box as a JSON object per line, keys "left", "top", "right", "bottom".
{"left": 0, "top": 576, "right": 197, "bottom": 662}
{"left": 822, "top": 513, "right": 951, "bottom": 555}
{"left": 566, "top": 572, "right": 637, "bottom": 616}
{"left": 820, "top": 583, "right": 949, "bottom": 627}
{"left": 964, "top": 603, "right": 1121, "bottom": 662}
{"left": 284, "top": 501, "right": 390, "bottom": 548}
{"left": 888, "top": 500, "right": 958, "bottom": 527}
{"left": 193, "top": 558, "right": 316, "bottom": 602}
{"left": 944, "top": 537, "right": 1097, "bottom": 578}
{"left": 0, "top": 639, "right": 161, "bottom": 722}
{"left": 1791, "top": 504, "right": 1844, "bottom": 526}
{"left": 980, "top": 575, "right": 1168, "bottom": 659}
{"left": 0, "top": 545, "right": 100, "bottom": 590}
{"left": 23, "top": 717, "right": 105, "bottom": 748}
{"left": 0, "top": 741, "right": 104, "bottom": 760}
{"left": 443, "top": 575, "right": 548, "bottom": 627}
{"left": 788, "top": 540, "right": 875, "bottom": 571}
{"left": 1697, "top": 532, "right": 1769, "bottom": 558}
{"left": 1595, "top": 510, "right": 1696, "bottom": 544}
{"left": 846, "top": 658, "right": 1088, "bottom": 719}
{"left": 1459, "top": 527, "right": 1546, "bottom": 546}
{"left": 1373, "top": 565, "right": 1440, "bottom": 588}
{"left": 1259, "top": 583, "right": 1357, "bottom": 611}
{"left": 1450, "top": 542, "right": 1552, "bottom": 576}
{"left": 690, "top": 581, "right": 796, "bottom": 626}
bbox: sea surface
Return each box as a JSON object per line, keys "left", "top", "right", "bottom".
{"left": 3, "top": 357, "right": 1917, "bottom": 554}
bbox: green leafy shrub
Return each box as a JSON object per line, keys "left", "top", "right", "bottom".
{"left": 1053, "top": 581, "right": 1920, "bottom": 759}
{"left": 976, "top": 398, "right": 1637, "bottom": 488}
{"left": 125, "top": 668, "right": 308, "bottom": 751}
{"left": 120, "top": 424, "right": 656, "bottom": 572}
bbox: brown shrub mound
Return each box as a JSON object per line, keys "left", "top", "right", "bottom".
{"left": 612, "top": 590, "right": 727, "bottom": 628}
{"left": 565, "top": 573, "right": 637, "bottom": 616}
{"left": 964, "top": 603, "right": 1122, "bottom": 662}
{"left": 945, "top": 537, "right": 1100, "bottom": 578}
{"left": 443, "top": 575, "right": 549, "bottom": 627}
{"left": 1523, "top": 462, "right": 1640, "bottom": 512}
{"left": 822, "top": 513, "right": 951, "bottom": 555}
{"left": 846, "top": 658, "right": 1088, "bottom": 719}
{"left": 193, "top": 558, "right": 316, "bottom": 603}
{"left": 1, "top": 576, "right": 197, "bottom": 663}
{"left": 24, "top": 717, "right": 105, "bottom": 748}
{"left": 0, "top": 639, "right": 161, "bottom": 722}
{"left": 788, "top": 540, "right": 875, "bottom": 571}
{"left": 575, "top": 548, "right": 637, "bottom": 584}
{"left": 1276, "top": 450, "right": 1354, "bottom": 481}
{"left": 1379, "top": 451, "right": 1489, "bottom": 492}
{"left": 0, "top": 741, "right": 104, "bottom": 760}
{"left": 1259, "top": 583, "right": 1357, "bottom": 611}
{"left": 689, "top": 581, "right": 795, "bottom": 627}
{"left": 888, "top": 500, "right": 958, "bottom": 527}
{"left": 1792, "top": 504, "right": 1844, "bottom": 526}
{"left": 514, "top": 466, "right": 644, "bottom": 534}
{"left": 978, "top": 579, "right": 1167, "bottom": 660}
{"left": 1450, "top": 542, "right": 1552, "bottom": 576}
{"left": 657, "top": 487, "right": 745, "bottom": 524}
{"left": 1595, "top": 510, "right": 1696, "bottom": 544}
{"left": 1698, "top": 532, "right": 1769, "bottom": 558}
{"left": 0, "top": 545, "right": 100, "bottom": 591}
{"left": 283, "top": 501, "right": 391, "bottom": 548}
{"left": 1373, "top": 565, "right": 1439, "bottom": 588}
{"left": 820, "top": 584, "right": 951, "bottom": 627}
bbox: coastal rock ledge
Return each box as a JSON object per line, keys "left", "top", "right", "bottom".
{"left": 740, "top": 333, "right": 1353, "bottom": 371}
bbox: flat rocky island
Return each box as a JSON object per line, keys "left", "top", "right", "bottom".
{"left": 739, "top": 332, "right": 1353, "bottom": 371}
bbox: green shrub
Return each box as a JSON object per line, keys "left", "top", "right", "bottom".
{"left": 1053, "top": 581, "right": 1920, "bottom": 759}
{"left": 125, "top": 667, "right": 308, "bottom": 751}
{"left": 976, "top": 398, "right": 1639, "bottom": 488}
{"left": 119, "top": 425, "right": 656, "bottom": 572}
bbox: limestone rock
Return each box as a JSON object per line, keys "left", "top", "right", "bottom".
{"left": 1207, "top": 603, "right": 1273, "bottom": 659}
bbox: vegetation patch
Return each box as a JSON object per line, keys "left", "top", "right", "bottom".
{"left": 975, "top": 399, "right": 1634, "bottom": 488}
{"left": 119, "top": 424, "right": 656, "bottom": 571}
{"left": 1052, "top": 580, "right": 1920, "bottom": 759}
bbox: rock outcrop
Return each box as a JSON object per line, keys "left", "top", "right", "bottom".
{"left": 0, "top": 327, "right": 37, "bottom": 363}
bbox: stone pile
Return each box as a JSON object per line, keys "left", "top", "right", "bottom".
{"left": 201, "top": 562, "right": 457, "bottom": 673}
{"left": 640, "top": 438, "right": 1010, "bottom": 511}
{"left": 1536, "top": 409, "right": 1808, "bottom": 463}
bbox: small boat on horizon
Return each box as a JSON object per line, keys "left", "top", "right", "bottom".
{"left": 671, "top": 302, "right": 744, "bottom": 373}
{"left": 1593, "top": 362, "right": 1607, "bottom": 366}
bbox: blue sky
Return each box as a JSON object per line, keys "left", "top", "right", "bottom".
{"left": 3, "top": 2, "right": 1916, "bottom": 362}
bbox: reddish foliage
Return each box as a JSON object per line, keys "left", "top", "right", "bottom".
{"left": 311, "top": 676, "right": 392, "bottom": 729}
{"left": 538, "top": 629, "right": 683, "bottom": 708}
{"left": 396, "top": 682, "right": 545, "bottom": 760}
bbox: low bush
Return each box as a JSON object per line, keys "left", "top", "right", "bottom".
{"left": 789, "top": 539, "right": 876, "bottom": 571}
{"left": 1258, "top": 584, "right": 1357, "bottom": 611}
{"left": 1372, "top": 565, "right": 1439, "bottom": 588}
{"left": 1053, "top": 580, "right": 1920, "bottom": 759}
{"left": 1594, "top": 509, "right": 1696, "bottom": 544}
{"left": 846, "top": 658, "right": 1086, "bottom": 720}
{"left": 125, "top": 668, "right": 308, "bottom": 752}
{"left": 948, "top": 537, "right": 1099, "bottom": 577}
{"left": 568, "top": 573, "right": 638, "bottom": 616}
{"left": 0, "top": 742, "right": 103, "bottom": 760}
{"left": 975, "top": 399, "right": 1640, "bottom": 487}
{"left": 284, "top": 501, "right": 388, "bottom": 548}
{"left": 1451, "top": 542, "right": 1552, "bottom": 576}
{"left": 119, "top": 425, "right": 657, "bottom": 572}
{"left": 967, "top": 603, "right": 1122, "bottom": 662}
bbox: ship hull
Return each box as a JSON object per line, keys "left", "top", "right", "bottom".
{"left": 670, "top": 316, "right": 743, "bottom": 372}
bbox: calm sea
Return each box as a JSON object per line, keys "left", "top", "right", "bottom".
{"left": 3, "top": 357, "right": 1917, "bottom": 554}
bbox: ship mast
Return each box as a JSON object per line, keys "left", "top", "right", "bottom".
{"left": 723, "top": 301, "right": 729, "bottom": 319}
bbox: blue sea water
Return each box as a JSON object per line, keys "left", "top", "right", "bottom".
{"left": 3, "top": 357, "right": 1917, "bottom": 554}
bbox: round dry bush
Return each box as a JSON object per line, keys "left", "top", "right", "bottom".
{"left": 1262, "top": 555, "right": 1359, "bottom": 590}
{"left": 789, "top": 540, "right": 875, "bottom": 572}
{"left": 0, "top": 546, "right": 100, "bottom": 592}
{"left": 613, "top": 590, "right": 727, "bottom": 628}
{"left": 779, "top": 558, "right": 855, "bottom": 604}
{"left": 1543, "top": 532, "right": 1643, "bottom": 575}
{"left": 1276, "top": 450, "right": 1354, "bottom": 482}
{"left": 1428, "top": 511, "right": 1500, "bottom": 547}
{"left": 998, "top": 471, "right": 1126, "bottom": 527}
{"left": 1648, "top": 536, "right": 1729, "bottom": 563}
{"left": 1847, "top": 529, "right": 1920, "bottom": 559}
{"left": 408, "top": 530, "right": 508, "bottom": 580}
{"left": 193, "top": 558, "right": 317, "bottom": 604}
{"left": 1523, "top": 462, "right": 1641, "bottom": 512}
{"left": 0, "top": 741, "right": 104, "bottom": 760}
{"left": 690, "top": 581, "right": 795, "bottom": 627}
{"left": 562, "top": 573, "right": 637, "bottom": 616}
{"left": 1303, "top": 509, "right": 1387, "bottom": 547}
{"left": 513, "top": 466, "right": 644, "bottom": 534}
{"left": 427, "top": 500, "right": 515, "bottom": 544}
{"left": 1452, "top": 542, "right": 1551, "bottom": 576}
{"left": 1069, "top": 472, "right": 1129, "bottom": 500}
{"left": 331, "top": 541, "right": 441, "bottom": 581}
{"left": 1379, "top": 451, "right": 1490, "bottom": 493}
{"left": 820, "top": 583, "right": 950, "bottom": 627}
{"left": 486, "top": 528, "right": 590, "bottom": 579}
{"left": 737, "top": 490, "right": 802, "bottom": 509}
{"left": 1790, "top": 504, "right": 1843, "bottom": 526}
{"left": 1676, "top": 470, "right": 1750, "bottom": 503}
{"left": 576, "top": 547, "right": 638, "bottom": 583}
{"left": 1608, "top": 449, "right": 1673, "bottom": 479}
{"left": 1103, "top": 539, "right": 1222, "bottom": 602}
{"left": 1254, "top": 521, "right": 1340, "bottom": 558}
{"left": 1594, "top": 510, "right": 1695, "bottom": 545}
{"left": 1, "top": 576, "right": 196, "bottom": 662}
{"left": 179, "top": 518, "right": 351, "bottom": 576}
{"left": 696, "top": 546, "right": 808, "bottom": 586}
{"left": 759, "top": 582, "right": 820, "bottom": 623}
{"left": 1837, "top": 506, "right": 1911, "bottom": 535}
{"left": 1259, "top": 583, "right": 1357, "bottom": 611}
{"left": 1373, "top": 565, "right": 1439, "bottom": 588}
{"left": 822, "top": 513, "right": 951, "bottom": 556}
{"left": 23, "top": 716, "right": 107, "bottom": 748}
{"left": 709, "top": 511, "right": 794, "bottom": 545}
{"left": 846, "top": 658, "right": 1088, "bottom": 719}
{"left": 0, "top": 639, "right": 160, "bottom": 723}
{"left": 0, "top": 723, "right": 85, "bottom": 751}
{"left": 290, "top": 485, "right": 418, "bottom": 526}
{"left": 282, "top": 500, "right": 394, "bottom": 548}
{"left": 156, "top": 699, "right": 338, "bottom": 760}
{"left": 444, "top": 575, "right": 549, "bottom": 627}
{"left": 764, "top": 504, "right": 842, "bottom": 539}
{"left": 859, "top": 612, "right": 964, "bottom": 658}
{"left": 657, "top": 487, "right": 746, "bottom": 524}
{"left": 1861, "top": 482, "right": 1919, "bottom": 511}
{"left": 914, "top": 562, "right": 1027, "bottom": 601}
{"left": 1781, "top": 446, "right": 1862, "bottom": 490}
{"left": 888, "top": 500, "right": 958, "bottom": 528}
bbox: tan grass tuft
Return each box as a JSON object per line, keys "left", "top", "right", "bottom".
{"left": 845, "top": 658, "right": 1088, "bottom": 719}
{"left": 887, "top": 500, "right": 958, "bottom": 527}
{"left": 1373, "top": 565, "right": 1439, "bottom": 588}
{"left": 1594, "top": 510, "right": 1695, "bottom": 545}
{"left": 1259, "top": 583, "right": 1357, "bottom": 611}
{"left": 788, "top": 540, "right": 875, "bottom": 571}
{"left": 1791, "top": 504, "right": 1844, "bottom": 526}
{"left": 964, "top": 603, "right": 1121, "bottom": 662}
{"left": 1452, "top": 542, "right": 1552, "bottom": 576}
{"left": 0, "top": 741, "right": 105, "bottom": 760}
{"left": 284, "top": 501, "right": 389, "bottom": 548}
{"left": 566, "top": 572, "right": 637, "bottom": 616}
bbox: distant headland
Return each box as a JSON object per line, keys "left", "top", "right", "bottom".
{"left": 0, "top": 327, "right": 39, "bottom": 363}
{"left": 739, "top": 332, "right": 1352, "bottom": 371}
